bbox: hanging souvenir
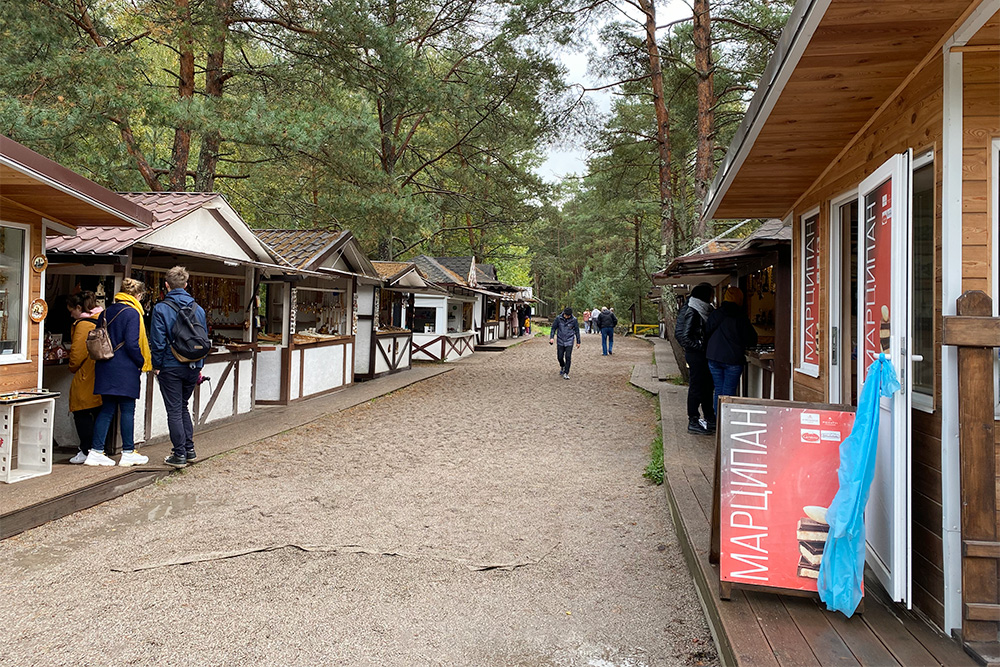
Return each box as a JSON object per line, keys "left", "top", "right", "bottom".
{"left": 29, "top": 298, "right": 48, "bottom": 322}
{"left": 31, "top": 255, "right": 48, "bottom": 273}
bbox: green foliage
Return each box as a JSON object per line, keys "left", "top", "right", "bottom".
{"left": 643, "top": 432, "right": 664, "bottom": 486}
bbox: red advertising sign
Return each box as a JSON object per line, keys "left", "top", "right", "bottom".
{"left": 862, "top": 179, "right": 893, "bottom": 378}
{"left": 802, "top": 214, "right": 820, "bottom": 369}
{"left": 718, "top": 399, "right": 856, "bottom": 593}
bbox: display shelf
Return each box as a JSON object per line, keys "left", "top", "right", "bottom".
{"left": 0, "top": 397, "right": 55, "bottom": 483}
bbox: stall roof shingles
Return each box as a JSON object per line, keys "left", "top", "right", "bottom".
{"left": 372, "top": 261, "right": 412, "bottom": 280}
{"left": 253, "top": 228, "right": 344, "bottom": 270}
{"left": 411, "top": 255, "right": 468, "bottom": 286}
{"left": 48, "top": 191, "right": 219, "bottom": 254}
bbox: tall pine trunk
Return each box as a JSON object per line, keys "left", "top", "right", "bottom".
{"left": 170, "top": 0, "right": 195, "bottom": 191}
{"left": 196, "top": 0, "right": 233, "bottom": 192}
{"left": 693, "top": 0, "right": 714, "bottom": 238}
{"left": 638, "top": 0, "right": 688, "bottom": 377}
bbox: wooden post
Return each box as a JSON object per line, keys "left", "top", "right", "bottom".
{"left": 943, "top": 290, "right": 1000, "bottom": 643}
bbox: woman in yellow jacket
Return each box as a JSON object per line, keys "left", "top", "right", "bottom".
{"left": 66, "top": 291, "right": 109, "bottom": 464}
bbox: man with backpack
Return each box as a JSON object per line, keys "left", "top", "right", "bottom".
{"left": 150, "top": 266, "right": 210, "bottom": 469}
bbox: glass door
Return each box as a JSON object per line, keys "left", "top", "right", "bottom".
{"left": 858, "top": 152, "right": 913, "bottom": 604}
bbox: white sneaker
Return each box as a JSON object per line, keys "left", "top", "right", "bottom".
{"left": 69, "top": 451, "right": 87, "bottom": 464}
{"left": 118, "top": 451, "right": 149, "bottom": 467}
{"left": 83, "top": 450, "right": 116, "bottom": 467}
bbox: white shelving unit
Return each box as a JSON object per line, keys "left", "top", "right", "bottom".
{"left": 0, "top": 397, "right": 55, "bottom": 483}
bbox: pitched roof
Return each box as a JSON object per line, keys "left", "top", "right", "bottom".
{"left": 47, "top": 192, "right": 220, "bottom": 254}
{"left": 434, "top": 256, "right": 474, "bottom": 280}
{"left": 371, "top": 261, "right": 412, "bottom": 280}
{"left": 411, "top": 255, "right": 468, "bottom": 286}
{"left": 253, "top": 228, "right": 345, "bottom": 270}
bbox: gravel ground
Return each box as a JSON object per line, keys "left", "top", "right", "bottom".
{"left": 0, "top": 335, "right": 718, "bottom": 667}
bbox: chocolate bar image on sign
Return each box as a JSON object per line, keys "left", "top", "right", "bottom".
{"left": 799, "top": 540, "right": 825, "bottom": 566}
{"left": 797, "top": 518, "right": 829, "bottom": 542}
{"left": 797, "top": 555, "right": 820, "bottom": 579}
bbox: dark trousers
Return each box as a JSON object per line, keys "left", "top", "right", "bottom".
{"left": 93, "top": 395, "right": 136, "bottom": 453}
{"left": 158, "top": 366, "right": 199, "bottom": 458}
{"left": 686, "top": 351, "right": 715, "bottom": 422}
{"left": 73, "top": 405, "right": 112, "bottom": 454}
{"left": 557, "top": 344, "right": 574, "bottom": 374}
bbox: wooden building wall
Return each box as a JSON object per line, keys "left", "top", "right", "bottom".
{"left": 0, "top": 199, "right": 43, "bottom": 393}
{"left": 789, "top": 53, "right": 946, "bottom": 626}
{"left": 962, "top": 34, "right": 1000, "bottom": 554}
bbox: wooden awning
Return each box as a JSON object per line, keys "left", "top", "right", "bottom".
{"left": 1, "top": 136, "right": 151, "bottom": 229}
{"left": 704, "top": 0, "right": 983, "bottom": 221}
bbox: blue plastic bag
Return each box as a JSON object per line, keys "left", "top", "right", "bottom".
{"left": 817, "top": 353, "right": 901, "bottom": 617}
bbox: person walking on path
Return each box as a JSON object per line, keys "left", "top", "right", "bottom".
{"left": 675, "top": 283, "right": 716, "bottom": 435}
{"left": 84, "top": 279, "right": 152, "bottom": 467}
{"left": 597, "top": 306, "right": 618, "bottom": 355}
{"left": 66, "top": 291, "right": 110, "bottom": 463}
{"left": 549, "top": 307, "right": 581, "bottom": 379}
{"left": 590, "top": 307, "right": 601, "bottom": 334}
{"left": 582, "top": 308, "right": 591, "bottom": 334}
{"left": 705, "top": 287, "right": 758, "bottom": 415}
{"left": 151, "top": 266, "right": 210, "bottom": 469}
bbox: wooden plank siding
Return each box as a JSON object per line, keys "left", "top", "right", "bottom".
{"left": 964, "top": 42, "right": 1000, "bottom": 550}
{"left": 0, "top": 198, "right": 44, "bottom": 393}
{"left": 789, "top": 53, "right": 947, "bottom": 627}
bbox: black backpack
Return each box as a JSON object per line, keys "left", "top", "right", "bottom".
{"left": 162, "top": 299, "right": 211, "bottom": 362}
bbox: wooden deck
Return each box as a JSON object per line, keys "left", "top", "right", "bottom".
{"left": 654, "top": 366, "right": 977, "bottom": 667}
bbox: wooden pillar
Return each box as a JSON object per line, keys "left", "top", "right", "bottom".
{"left": 773, "top": 246, "right": 792, "bottom": 400}
{"left": 943, "top": 290, "right": 1000, "bottom": 643}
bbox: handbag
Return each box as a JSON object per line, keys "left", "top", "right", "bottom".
{"left": 86, "top": 310, "right": 125, "bottom": 361}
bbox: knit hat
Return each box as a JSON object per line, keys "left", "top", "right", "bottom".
{"left": 724, "top": 287, "right": 744, "bottom": 306}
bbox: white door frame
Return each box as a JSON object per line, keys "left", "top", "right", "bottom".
{"left": 859, "top": 151, "right": 913, "bottom": 604}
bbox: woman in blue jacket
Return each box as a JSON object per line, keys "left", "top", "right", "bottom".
{"left": 84, "top": 278, "right": 153, "bottom": 467}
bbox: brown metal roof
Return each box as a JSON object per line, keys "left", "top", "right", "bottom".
{"left": 47, "top": 192, "right": 221, "bottom": 254}
{"left": 0, "top": 135, "right": 152, "bottom": 229}
{"left": 253, "top": 228, "right": 345, "bottom": 270}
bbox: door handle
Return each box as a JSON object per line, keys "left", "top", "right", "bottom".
{"left": 910, "top": 354, "right": 924, "bottom": 362}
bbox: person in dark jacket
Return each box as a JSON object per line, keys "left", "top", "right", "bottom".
{"left": 150, "top": 266, "right": 209, "bottom": 469}
{"left": 675, "top": 282, "right": 715, "bottom": 435}
{"left": 549, "top": 307, "right": 581, "bottom": 379}
{"left": 85, "top": 278, "right": 152, "bottom": 467}
{"left": 705, "top": 287, "right": 758, "bottom": 415}
{"left": 596, "top": 306, "right": 618, "bottom": 355}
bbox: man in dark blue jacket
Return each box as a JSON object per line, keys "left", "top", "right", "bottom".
{"left": 150, "top": 266, "right": 209, "bottom": 468}
{"left": 548, "top": 307, "right": 581, "bottom": 379}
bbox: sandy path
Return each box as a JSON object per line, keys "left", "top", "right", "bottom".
{"left": 0, "top": 335, "right": 717, "bottom": 666}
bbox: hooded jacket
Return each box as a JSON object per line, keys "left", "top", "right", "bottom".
{"left": 150, "top": 288, "right": 209, "bottom": 370}
{"left": 675, "top": 297, "right": 712, "bottom": 353}
{"left": 550, "top": 314, "right": 581, "bottom": 346}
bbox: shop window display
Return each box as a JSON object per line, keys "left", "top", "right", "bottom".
{"left": 0, "top": 225, "right": 27, "bottom": 360}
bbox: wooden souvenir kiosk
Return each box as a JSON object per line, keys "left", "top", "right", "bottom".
{"left": 699, "top": 0, "right": 1000, "bottom": 655}
{"left": 410, "top": 255, "right": 477, "bottom": 361}
{"left": 45, "top": 192, "right": 281, "bottom": 449}
{"left": 0, "top": 136, "right": 150, "bottom": 481}
{"left": 254, "top": 229, "right": 380, "bottom": 403}
{"left": 355, "top": 261, "right": 431, "bottom": 380}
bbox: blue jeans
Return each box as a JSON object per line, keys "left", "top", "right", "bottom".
{"left": 601, "top": 327, "right": 614, "bottom": 354}
{"left": 157, "top": 366, "right": 199, "bottom": 458}
{"left": 708, "top": 361, "right": 744, "bottom": 415}
{"left": 93, "top": 395, "right": 136, "bottom": 453}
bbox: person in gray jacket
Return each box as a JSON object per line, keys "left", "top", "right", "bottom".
{"left": 549, "top": 307, "right": 581, "bottom": 379}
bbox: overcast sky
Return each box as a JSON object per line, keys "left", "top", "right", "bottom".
{"left": 535, "top": 1, "right": 692, "bottom": 184}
